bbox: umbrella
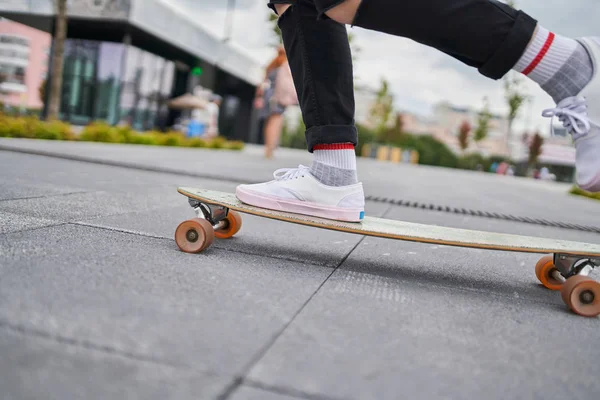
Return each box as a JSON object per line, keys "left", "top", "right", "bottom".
{"left": 167, "top": 93, "right": 208, "bottom": 110}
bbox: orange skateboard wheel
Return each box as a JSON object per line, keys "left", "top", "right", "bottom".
{"left": 175, "top": 218, "right": 215, "bottom": 253}
{"left": 215, "top": 210, "right": 242, "bottom": 239}
{"left": 561, "top": 276, "right": 600, "bottom": 317}
{"left": 535, "top": 255, "right": 564, "bottom": 291}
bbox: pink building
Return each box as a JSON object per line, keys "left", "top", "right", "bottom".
{"left": 0, "top": 18, "right": 51, "bottom": 109}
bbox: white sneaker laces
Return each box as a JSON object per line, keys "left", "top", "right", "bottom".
{"left": 542, "top": 96, "right": 591, "bottom": 138}
{"left": 273, "top": 165, "right": 311, "bottom": 181}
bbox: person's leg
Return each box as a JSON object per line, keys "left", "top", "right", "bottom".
{"left": 274, "top": 0, "right": 360, "bottom": 187}
{"left": 236, "top": 0, "right": 365, "bottom": 222}
{"left": 264, "top": 113, "right": 284, "bottom": 158}
{"left": 318, "top": 0, "right": 600, "bottom": 192}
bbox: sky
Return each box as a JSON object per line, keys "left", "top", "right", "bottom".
{"left": 171, "top": 0, "right": 600, "bottom": 136}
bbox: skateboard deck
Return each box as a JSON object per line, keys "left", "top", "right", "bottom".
{"left": 177, "top": 187, "right": 600, "bottom": 256}
{"left": 175, "top": 187, "right": 600, "bottom": 317}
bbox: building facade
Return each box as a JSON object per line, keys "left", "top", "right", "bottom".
{"left": 57, "top": 38, "right": 176, "bottom": 131}
{"left": 0, "top": 18, "right": 50, "bottom": 109}
{"left": 0, "top": 0, "right": 264, "bottom": 142}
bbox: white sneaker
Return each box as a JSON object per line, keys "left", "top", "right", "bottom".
{"left": 543, "top": 37, "right": 600, "bottom": 192}
{"left": 235, "top": 165, "right": 365, "bottom": 222}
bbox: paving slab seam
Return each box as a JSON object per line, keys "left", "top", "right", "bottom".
{"left": 0, "top": 190, "right": 92, "bottom": 203}
{"left": 0, "top": 222, "right": 69, "bottom": 237}
{"left": 0, "top": 147, "right": 248, "bottom": 184}
{"left": 244, "top": 379, "right": 348, "bottom": 400}
{"left": 70, "top": 222, "right": 338, "bottom": 268}
{"left": 217, "top": 237, "right": 368, "bottom": 400}
{"left": 71, "top": 222, "right": 173, "bottom": 241}
{"left": 0, "top": 318, "right": 186, "bottom": 369}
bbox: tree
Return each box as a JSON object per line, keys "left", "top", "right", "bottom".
{"left": 39, "top": 79, "right": 47, "bottom": 105}
{"left": 474, "top": 98, "right": 492, "bottom": 147}
{"left": 47, "top": 0, "right": 68, "bottom": 120}
{"left": 379, "top": 112, "right": 404, "bottom": 144}
{"left": 503, "top": 1, "right": 528, "bottom": 156}
{"left": 458, "top": 120, "right": 471, "bottom": 153}
{"left": 369, "top": 78, "right": 394, "bottom": 142}
{"left": 528, "top": 132, "right": 544, "bottom": 167}
{"left": 504, "top": 71, "right": 528, "bottom": 153}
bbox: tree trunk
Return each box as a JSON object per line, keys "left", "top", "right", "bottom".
{"left": 47, "top": 0, "right": 68, "bottom": 121}
{"left": 506, "top": 118, "right": 514, "bottom": 159}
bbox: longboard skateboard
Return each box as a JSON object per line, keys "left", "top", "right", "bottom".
{"left": 176, "top": 187, "right": 600, "bottom": 318}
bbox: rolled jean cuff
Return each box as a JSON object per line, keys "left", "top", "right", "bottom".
{"left": 478, "top": 10, "right": 538, "bottom": 79}
{"left": 306, "top": 125, "right": 358, "bottom": 152}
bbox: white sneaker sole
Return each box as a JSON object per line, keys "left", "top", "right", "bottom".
{"left": 236, "top": 186, "right": 364, "bottom": 222}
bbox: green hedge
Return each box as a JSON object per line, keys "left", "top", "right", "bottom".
{"left": 0, "top": 115, "right": 244, "bottom": 150}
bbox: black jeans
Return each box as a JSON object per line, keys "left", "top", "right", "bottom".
{"left": 268, "top": 0, "right": 537, "bottom": 152}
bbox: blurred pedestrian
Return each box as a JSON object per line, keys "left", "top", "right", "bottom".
{"left": 206, "top": 94, "right": 222, "bottom": 138}
{"left": 255, "top": 46, "right": 298, "bottom": 158}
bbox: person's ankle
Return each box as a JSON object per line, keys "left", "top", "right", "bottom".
{"left": 312, "top": 143, "right": 357, "bottom": 171}
{"left": 310, "top": 161, "right": 358, "bottom": 187}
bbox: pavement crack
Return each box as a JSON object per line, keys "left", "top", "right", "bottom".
{"left": 0, "top": 190, "right": 91, "bottom": 203}
{"left": 245, "top": 379, "right": 348, "bottom": 400}
{"left": 218, "top": 236, "right": 367, "bottom": 400}
{"left": 0, "top": 222, "right": 69, "bottom": 237}
{"left": 0, "top": 318, "right": 180, "bottom": 369}
{"left": 70, "top": 222, "right": 171, "bottom": 241}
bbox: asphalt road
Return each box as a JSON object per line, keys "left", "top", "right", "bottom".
{"left": 1, "top": 139, "right": 599, "bottom": 400}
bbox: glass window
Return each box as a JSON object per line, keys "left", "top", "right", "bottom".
{"left": 119, "top": 45, "right": 175, "bottom": 131}
{"left": 95, "top": 42, "right": 125, "bottom": 124}
{"left": 0, "top": 35, "right": 29, "bottom": 46}
{"left": 0, "top": 49, "right": 29, "bottom": 60}
{"left": 60, "top": 39, "right": 100, "bottom": 124}
{"left": 0, "top": 64, "right": 26, "bottom": 85}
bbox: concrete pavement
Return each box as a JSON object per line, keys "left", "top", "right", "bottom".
{"left": 0, "top": 139, "right": 599, "bottom": 400}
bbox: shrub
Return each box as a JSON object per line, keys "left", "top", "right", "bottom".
{"left": 457, "top": 153, "right": 488, "bottom": 171}
{"left": 127, "top": 133, "right": 157, "bottom": 145}
{"left": 0, "top": 115, "right": 244, "bottom": 150}
{"left": 281, "top": 117, "right": 307, "bottom": 150}
{"left": 37, "top": 120, "right": 74, "bottom": 141}
{"left": 356, "top": 124, "right": 377, "bottom": 156}
{"left": 226, "top": 140, "right": 245, "bottom": 150}
{"left": 188, "top": 138, "right": 208, "bottom": 148}
{"left": 207, "top": 136, "right": 227, "bottom": 149}
{"left": 155, "top": 132, "right": 186, "bottom": 147}
{"left": 79, "top": 122, "right": 123, "bottom": 143}
{"left": 114, "top": 125, "right": 135, "bottom": 143}
{"left": 394, "top": 134, "right": 458, "bottom": 168}
{"left": 0, "top": 115, "right": 74, "bottom": 140}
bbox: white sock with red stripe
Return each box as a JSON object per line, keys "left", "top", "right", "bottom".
{"left": 513, "top": 26, "right": 593, "bottom": 103}
{"left": 310, "top": 143, "right": 358, "bottom": 187}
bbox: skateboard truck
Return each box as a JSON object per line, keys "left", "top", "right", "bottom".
{"left": 176, "top": 196, "right": 243, "bottom": 255}
{"left": 188, "top": 198, "right": 229, "bottom": 230}
{"left": 553, "top": 254, "right": 599, "bottom": 279}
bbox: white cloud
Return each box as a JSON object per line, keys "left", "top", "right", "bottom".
{"left": 182, "top": 0, "right": 599, "bottom": 136}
